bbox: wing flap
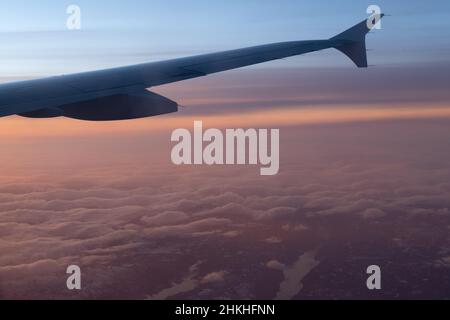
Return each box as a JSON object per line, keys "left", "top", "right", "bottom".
{"left": 62, "top": 90, "right": 178, "bottom": 121}
{"left": 19, "top": 90, "right": 178, "bottom": 121}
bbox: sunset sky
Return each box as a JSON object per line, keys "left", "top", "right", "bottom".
{"left": 1, "top": 0, "right": 450, "bottom": 76}
{"left": 0, "top": 0, "right": 449, "bottom": 135}
{"left": 1, "top": 1, "right": 450, "bottom": 300}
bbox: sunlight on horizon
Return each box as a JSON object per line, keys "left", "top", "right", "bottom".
{"left": 1, "top": 103, "right": 450, "bottom": 138}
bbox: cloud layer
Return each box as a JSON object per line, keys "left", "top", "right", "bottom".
{"left": 0, "top": 120, "right": 450, "bottom": 299}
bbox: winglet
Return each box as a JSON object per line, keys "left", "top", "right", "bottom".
{"left": 330, "top": 14, "right": 384, "bottom": 68}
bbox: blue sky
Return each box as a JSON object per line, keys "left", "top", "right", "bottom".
{"left": 0, "top": 0, "right": 449, "bottom": 76}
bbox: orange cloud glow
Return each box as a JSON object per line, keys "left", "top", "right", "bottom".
{"left": 1, "top": 104, "right": 450, "bottom": 138}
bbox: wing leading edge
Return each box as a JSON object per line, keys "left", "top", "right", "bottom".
{"left": 0, "top": 14, "right": 384, "bottom": 121}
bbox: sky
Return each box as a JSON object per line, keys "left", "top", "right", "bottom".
{"left": 0, "top": 0, "right": 450, "bottom": 76}
{"left": 1, "top": 1, "right": 450, "bottom": 300}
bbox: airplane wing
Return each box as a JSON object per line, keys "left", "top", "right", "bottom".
{"left": 0, "top": 14, "right": 383, "bottom": 121}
